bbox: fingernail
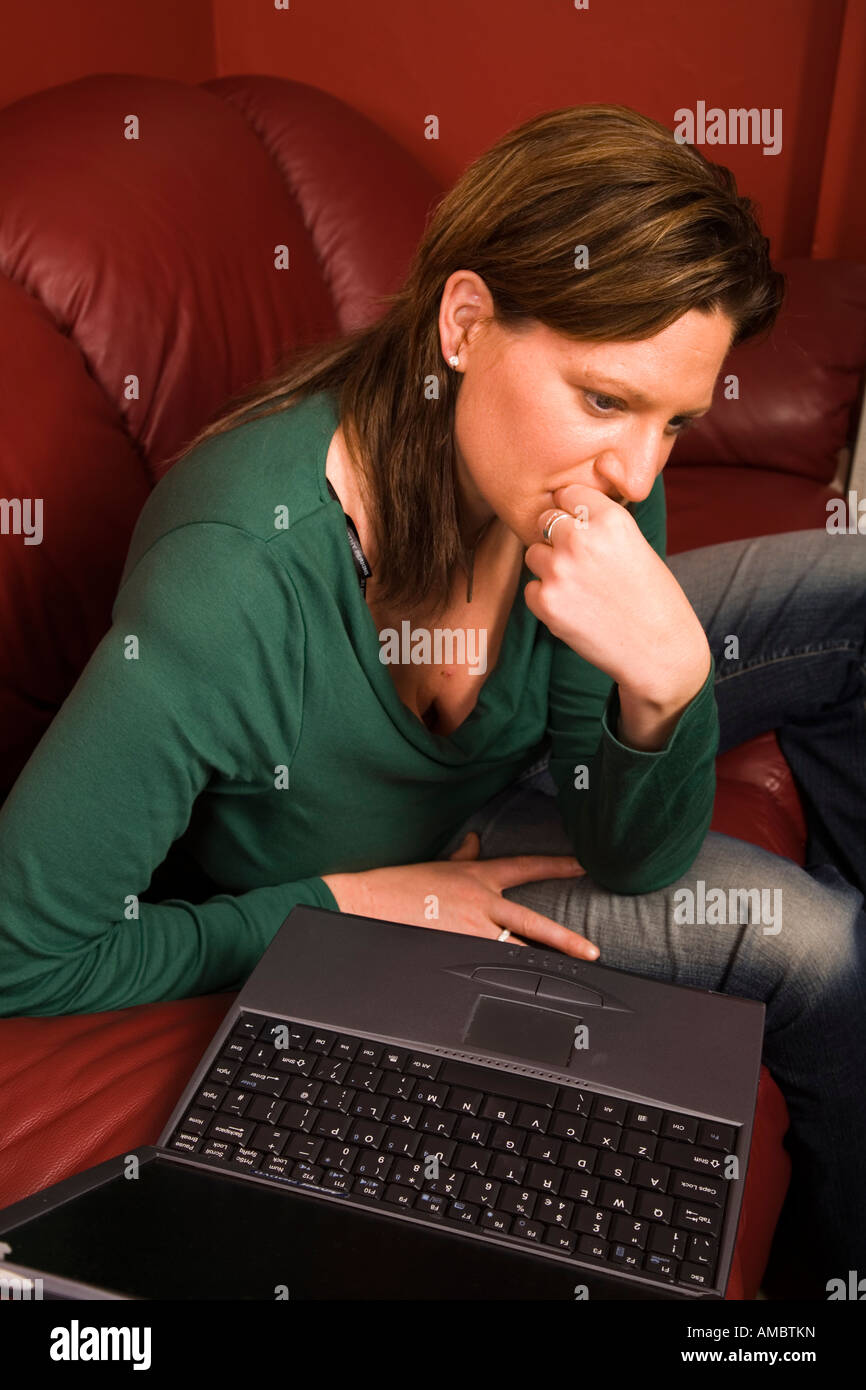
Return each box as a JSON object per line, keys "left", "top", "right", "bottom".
{"left": 585, "top": 945, "right": 599, "bottom": 959}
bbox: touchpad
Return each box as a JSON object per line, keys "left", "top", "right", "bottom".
{"left": 464, "top": 995, "right": 576, "bottom": 1068}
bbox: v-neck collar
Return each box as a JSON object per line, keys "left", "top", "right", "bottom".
{"left": 312, "top": 388, "right": 534, "bottom": 760}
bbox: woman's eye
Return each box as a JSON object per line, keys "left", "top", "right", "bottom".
{"left": 584, "top": 390, "right": 695, "bottom": 436}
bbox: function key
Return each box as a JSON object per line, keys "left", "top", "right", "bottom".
{"left": 307, "top": 1029, "right": 338, "bottom": 1055}
{"left": 697, "top": 1120, "right": 736, "bottom": 1152}
{"left": 627, "top": 1104, "right": 662, "bottom": 1133}
{"left": 661, "top": 1113, "right": 698, "bottom": 1143}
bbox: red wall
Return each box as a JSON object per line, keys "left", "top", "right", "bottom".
{"left": 2, "top": 0, "right": 863, "bottom": 259}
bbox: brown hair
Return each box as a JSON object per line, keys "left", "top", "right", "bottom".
{"left": 167, "top": 102, "right": 785, "bottom": 619}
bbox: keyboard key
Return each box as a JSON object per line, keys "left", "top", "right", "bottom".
{"left": 390, "top": 1160, "right": 425, "bottom": 1190}
{"left": 499, "top": 1187, "right": 536, "bottom": 1218}
{"left": 679, "top": 1261, "right": 714, "bottom": 1288}
{"left": 674, "top": 1200, "right": 721, "bottom": 1236}
{"left": 610, "top": 1243, "right": 641, "bottom": 1269}
{"left": 516, "top": 1103, "right": 550, "bottom": 1134}
{"left": 482, "top": 1096, "right": 516, "bottom": 1124}
{"left": 636, "top": 1191, "right": 674, "bottom": 1224}
{"left": 252, "top": 1125, "right": 291, "bottom": 1156}
{"left": 643, "top": 1252, "right": 676, "bottom": 1281}
{"left": 284, "top": 1134, "right": 323, "bottom": 1163}
{"left": 332, "top": 1036, "right": 359, "bottom": 1061}
{"left": 209, "top": 1061, "right": 238, "bottom": 1086}
{"left": 525, "top": 1134, "right": 561, "bottom": 1164}
{"left": 281, "top": 1103, "right": 319, "bottom": 1133}
{"left": 526, "top": 1162, "right": 562, "bottom": 1195}
{"left": 511, "top": 1218, "right": 544, "bottom": 1242}
{"left": 688, "top": 1234, "right": 718, "bottom": 1266}
{"left": 592, "top": 1096, "right": 627, "bottom": 1125}
{"left": 231, "top": 1146, "right": 263, "bottom": 1172}
{"left": 322, "top": 1170, "right": 352, "bottom": 1193}
{"left": 490, "top": 1153, "right": 526, "bottom": 1184}
{"left": 292, "top": 1161, "right": 325, "bottom": 1186}
{"left": 537, "top": 1195, "right": 573, "bottom": 1227}
{"left": 319, "top": 1142, "right": 357, "bottom": 1172}
{"left": 599, "top": 1182, "right": 636, "bottom": 1214}
{"left": 379, "top": 1046, "right": 408, "bottom": 1071}
{"left": 480, "top": 1209, "right": 510, "bottom": 1235}
{"left": 671, "top": 1171, "right": 725, "bottom": 1206}
{"left": 270, "top": 1053, "right": 313, "bottom": 1079}
{"left": 551, "top": 1113, "right": 586, "bottom": 1142}
{"left": 380, "top": 1073, "right": 415, "bottom": 1101}
{"left": 447, "top": 1087, "right": 484, "bottom": 1116}
{"left": 410, "top": 1082, "right": 447, "bottom": 1108}
{"left": 306, "top": 1030, "right": 337, "bottom": 1055}
{"left": 438, "top": 1061, "right": 557, "bottom": 1107}
{"left": 416, "top": 1191, "right": 448, "bottom": 1219}
{"left": 697, "top": 1120, "right": 736, "bottom": 1152}
{"left": 455, "top": 1116, "right": 491, "bottom": 1146}
{"left": 556, "top": 1088, "right": 592, "bottom": 1117}
{"left": 627, "top": 1104, "right": 662, "bottom": 1133}
{"left": 462, "top": 1176, "right": 501, "bottom": 1206}
{"left": 181, "top": 1107, "right": 214, "bottom": 1135}
{"left": 491, "top": 1125, "right": 524, "bottom": 1155}
{"left": 611, "top": 1215, "right": 649, "bottom": 1248}
{"left": 170, "top": 1133, "right": 200, "bottom": 1153}
{"left": 194, "top": 1084, "right": 226, "bottom": 1110}
{"left": 384, "top": 1127, "right": 421, "bottom": 1157}
{"left": 585, "top": 1121, "right": 621, "bottom": 1151}
{"left": 347, "top": 1065, "right": 384, "bottom": 1093}
{"left": 354, "top": 1176, "right": 385, "bottom": 1201}
{"left": 658, "top": 1140, "right": 727, "bottom": 1177}
{"left": 208, "top": 1116, "right": 256, "bottom": 1147}
{"left": 559, "top": 1142, "right": 596, "bottom": 1174}
{"left": 405, "top": 1054, "right": 441, "bottom": 1078}
{"left": 575, "top": 1207, "right": 610, "bottom": 1238}
{"left": 621, "top": 1129, "right": 656, "bottom": 1161}
{"left": 232, "top": 1015, "right": 263, "bottom": 1040}
{"left": 454, "top": 1144, "right": 490, "bottom": 1176}
{"left": 348, "top": 1120, "right": 387, "bottom": 1149}
{"left": 597, "top": 1152, "right": 633, "bottom": 1183}
{"left": 577, "top": 1235, "right": 609, "bottom": 1261}
{"left": 633, "top": 1160, "right": 669, "bottom": 1193}
{"left": 445, "top": 1200, "right": 480, "bottom": 1226}
{"left": 313, "top": 1057, "right": 350, "bottom": 1085}
{"left": 284, "top": 1077, "right": 322, "bottom": 1106}
{"left": 562, "top": 1173, "right": 599, "bottom": 1205}
{"left": 236, "top": 1066, "right": 288, "bottom": 1094}
{"left": 353, "top": 1152, "right": 392, "bottom": 1182}
{"left": 544, "top": 1228, "right": 577, "bottom": 1254}
{"left": 353, "top": 1095, "right": 388, "bottom": 1122}
{"left": 661, "top": 1113, "right": 698, "bottom": 1143}
{"left": 648, "top": 1226, "right": 689, "bottom": 1259}
{"left": 200, "top": 1139, "right": 232, "bottom": 1161}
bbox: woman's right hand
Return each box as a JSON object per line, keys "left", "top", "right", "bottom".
{"left": 321, "top": 831, "right": 599, "bottom": 960}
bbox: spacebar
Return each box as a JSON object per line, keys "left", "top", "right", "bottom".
{"left": 439, "top": 1059, "right": 558, "bottom": 1107}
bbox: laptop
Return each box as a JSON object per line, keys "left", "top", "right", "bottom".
{"left": 0, "top": 904, "right": 764, "bottom": 1300}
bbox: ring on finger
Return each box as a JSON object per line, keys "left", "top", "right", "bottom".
{"left": 542, "top": 510, "right": 573, "bottom": 545}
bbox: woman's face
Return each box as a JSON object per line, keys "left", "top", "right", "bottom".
{"left": 442, "top": 274, "right": 736, "bottom": 547}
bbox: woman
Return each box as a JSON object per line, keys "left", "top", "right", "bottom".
{"left": 1, "top": 104, "right": 864, "bottom": 1293}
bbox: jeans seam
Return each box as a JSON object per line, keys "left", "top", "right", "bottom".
{"left": 714, "top": 642, "right": 861, "bottom": 685}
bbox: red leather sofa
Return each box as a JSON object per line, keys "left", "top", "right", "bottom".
{"left": 1, "top": 73, "right": 864, "bottom": 1299}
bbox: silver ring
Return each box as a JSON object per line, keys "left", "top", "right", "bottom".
{"left": 497, "top": 929, "right": 511, "bottom": 942}
{"left": 542, "top": 510, "right": 572, "bottom": 545}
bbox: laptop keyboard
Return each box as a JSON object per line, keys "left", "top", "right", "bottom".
{"left": 166, "top": 1011, "right": 738, "bottom": 1294}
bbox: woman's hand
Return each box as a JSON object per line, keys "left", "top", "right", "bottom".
{"left": 524, "top": 482, "right": 711, "bottom": 714}
{"left": 322, "top": 831, "right": 599, "bottom": 960}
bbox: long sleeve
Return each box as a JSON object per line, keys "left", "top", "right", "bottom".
{"left": 0, "top": 522, "right": 338, "bottom": 1019}
{"left": 546, "top": 473, "right": 720, "bottom": 894}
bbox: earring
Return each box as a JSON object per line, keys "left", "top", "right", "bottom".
{"left": 448, "top": 354, "right": 459, "bottom": 368}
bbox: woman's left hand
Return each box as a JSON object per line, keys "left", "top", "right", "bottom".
{"left": 523, "top": 481, "right": 711, "bottom": 709}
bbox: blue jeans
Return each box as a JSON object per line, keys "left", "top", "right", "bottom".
{"left": 437, "top": 528, "right": 866, "bottom": 1293}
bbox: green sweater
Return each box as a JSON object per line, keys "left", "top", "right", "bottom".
{"left": 0, "top": 389, "right": 718, "bottom": 1017}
